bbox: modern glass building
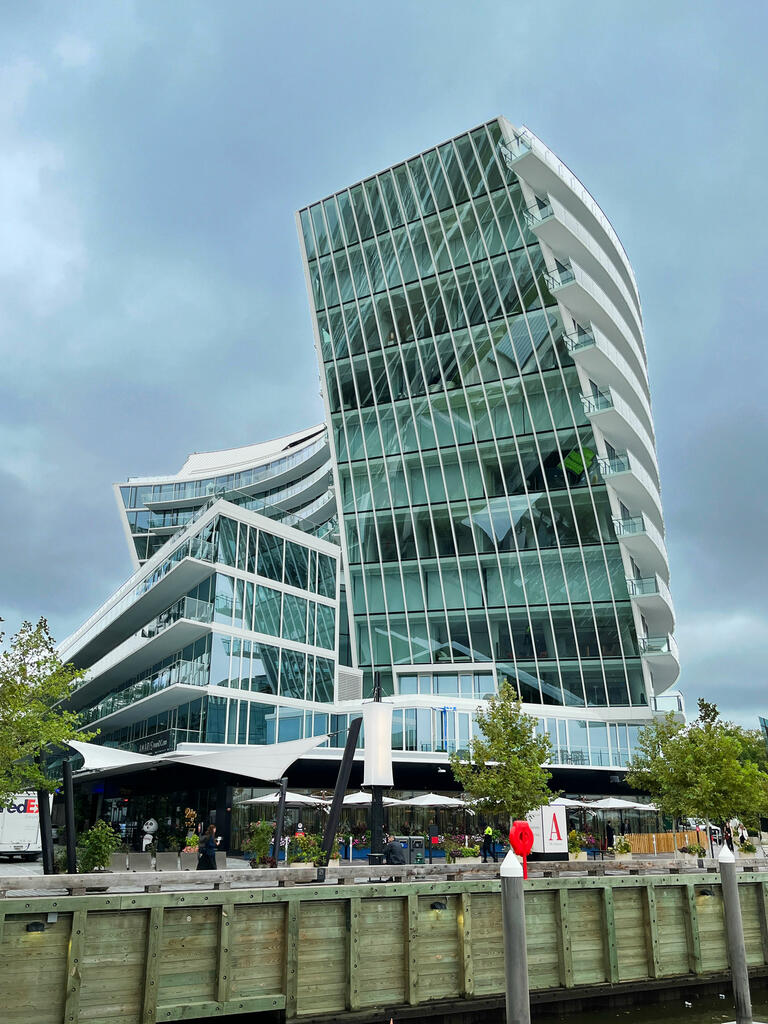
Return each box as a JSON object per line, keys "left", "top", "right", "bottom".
{"left": 297, "top": 117, "right": 679, "bottom": 771}
{"left": 114, "top": 425, "right": 336, "bottom": 567}
{"left": 62, "top": 119, "right": 679, "bottom": 826}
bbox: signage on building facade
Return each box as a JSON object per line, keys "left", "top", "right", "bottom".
{"left": 135, "top": 731, "right": 173, "bottom": 755}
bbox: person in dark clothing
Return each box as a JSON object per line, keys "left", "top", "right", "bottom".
{"left": 482, "top": 826, "right": 498, "bottom": 863}
{"left": 384, "top": 835, "right": 406, "bottom": 865}
{"left": 197, "top": 824, "right": 218, "bottom": 870}
{"left": 606, "top": 821, "right": 615, "bottom": 849}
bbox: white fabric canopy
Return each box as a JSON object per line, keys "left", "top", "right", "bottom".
{"left": 66, "top": 739, "right": 154, "bottom": 771}
{"left": 551, "top": 797, "right": 589, "bottom": 808}
{"left": 341, "top": 791, "right": 408, "bottom": 807}
{"left": 165, "top": 735, "right": 329, "bottom": 782}
{"left": 400, "top": 792, "right": 468, "bottom": 808}
{"left": 588, "top": 797, "right": 647, "bottom": 811}
{"left": 240, "top": 791, "right": 329, "bottom": 807}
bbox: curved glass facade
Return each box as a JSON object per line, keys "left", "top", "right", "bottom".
{"left": 299, "top": 117, "right": 677, "bottom": 711}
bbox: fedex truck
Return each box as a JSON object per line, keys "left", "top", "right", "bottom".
{"left": 0, "top": 794, "right": 42, "bottom": 860}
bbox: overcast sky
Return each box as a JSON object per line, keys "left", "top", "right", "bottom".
{"left": 1, "top": 1, "right": 766, "bottom": 727}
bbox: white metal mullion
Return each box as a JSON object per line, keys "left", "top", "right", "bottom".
{"left": 354, "top": 180, "right": 436, "bottom": 670}
{"left": 476, "top": 125, "right": 613, "bottom": 710}
{"left": 386, "top": 165, "right": 471, "bottom": 664}
{"left": 403, "top": 156, "right": 494, "bottom": 666}
{"left": 342, "top": 189, "right": 422, "bottom": 674}
{"left": 296, "top": 212, "right": 359, "bottom": 672}
{"left": 468, "top": 128, "right": 592, "bottom": 710}
{"left": 305, "top": 203, "right": 380, "bottom": 677}
{"left": 417, "top": 149, "right": 526, "bottom": 680}
{"left": 491, "top": 127, "right": 634, "bottom": 707}
{"left": 446, "top": 133, "right": 564, "bottom": 703}
{"left": 434, "top": 139, "right": 550, "bottom": 701}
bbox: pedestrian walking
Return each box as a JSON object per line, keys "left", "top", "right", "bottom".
{"left": 482, "top": 825, "right": 498, "bottom": 863}
{"left": 196, "top": 824, "right": 218, "bottom": 870}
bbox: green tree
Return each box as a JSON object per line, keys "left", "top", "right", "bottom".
{"left": 449, "top": 682, "right": 555, "bottom": 824}
{"left": 626, "top": 699, "right": 768, "bottom": 829}
{"left": 0, "top": 618, "right": 90, "bottom": 806}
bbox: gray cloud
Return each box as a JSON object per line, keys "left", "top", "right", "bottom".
{"left": 1, "top": 0, "right": 766, "bottom": 725}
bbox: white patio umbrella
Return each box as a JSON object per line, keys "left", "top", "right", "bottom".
{"left": 588, "top": 797, "right": 644, "bottom": 811}
{"left": 400, "top": 792, "right": 468, "bottom": 808}
{"left": 551, "top": 797, "right": 590, "bottom": 808}
{"left": 341, "top": 791, "right": 408, "bottom": 807}
{"left": 240, "top": 791, "right": 329, "bottom": 807}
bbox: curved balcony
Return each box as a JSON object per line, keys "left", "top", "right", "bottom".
{"left": 544, "top": 259, "right": 648, "bottom": 392}
{"left": 612, "top": 514, "right": 669, "bottom": 582}
{"left": 59, "top": 533, "right": 217, "bottom": 669}
{"left": 626, "top": 575, "right": 675, "bottom": 633}
{"left": 79, "top": 680, "right": 207, "bottom": 731}
{"left": 639, "top": 634, "right": 680, "bottom": 691}
{"left": 499, "top": 125, "right": 641, "bottom": 313}
{"left": 597, "top": 451, "right": 663, "bottom": 531}
{"left": 580, "top": 387, "right": 659, "bottom": 482}
{"left": 564, "top": 324, "right": 653, "bottom": 436}
{"left": 525, "top": 195, "right": 643, "bottom": 340}
{"left": 138, "top": 434, "right": 329, "bottom": 510}
{"left": 69, "top": 598, "right": 214, "bottom": 710}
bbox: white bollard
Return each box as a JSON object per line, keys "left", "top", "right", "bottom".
{"left": 500, "top": 850, "right": 530, "bottom": 1024}
{"left": 719, "top": 843, "right": 752, "bottom": 1024}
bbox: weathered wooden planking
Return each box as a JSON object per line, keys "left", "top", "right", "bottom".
{"left": 524, "top": 890, "right": 560, "bottom": 990}
{"left": 77, "top": 909, "right": 146, "bottom": 1024}
{"left": 158, "top": 906, "right": 219, "bottom": 1007}
{"left": 415, "top": 893, "right": 461, "bottom": 1002}
{"left": 356, "top": 897, "right": 407, "bottom": 1008}
{"left": 296, "top": 900, "right": 347, "bottom": 1016}
{"left": 231, "top": 903, "right": 285, "bottom": 999}
{"left": 695, "top": 885, "right": 728, "bottom": 974}
{"left": 0, "top": 911, "right": 71, "bottom": 1024}
{"left": 614, "top": 888, "right": 648, "bottom": 982}
{"left": 569, "top": 889, "right": 607, "bottom": 986}
{"left": 467, "top": 891, "right": 503, "bottom": 997}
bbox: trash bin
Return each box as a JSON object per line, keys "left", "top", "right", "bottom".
{"left": 409, "top": 836, "right": 425, "bottom": 865}
{"left": 393, "top": 836, "right": 410, "bottom": 862}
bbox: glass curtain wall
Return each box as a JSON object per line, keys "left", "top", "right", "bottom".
{"left": 299, "top": 118, "right": 645, "bottom": 708}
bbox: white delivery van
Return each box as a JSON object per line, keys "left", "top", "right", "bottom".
{"left": 0, "top": 793, "right": 42, "bottom": 860}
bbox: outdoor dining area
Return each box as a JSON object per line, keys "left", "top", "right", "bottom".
{"left": 229, "top": 788, "right": 670, "bottom": 860}
{"left": 231, "top": 788, "right": 476, "bottom": 858}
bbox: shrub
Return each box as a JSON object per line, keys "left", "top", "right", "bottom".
{"left": 681, "top": 842, "right": 707, "bottom": 858}
{"left": 567, "top": 829, "right": 585, "bottom": 854}
{"left": 739, "top": 838, "right": 757, "bottom": 854}
{"left": 287, "top": 833, "right": 322, "bottom": 864}
{"left": 611, "top": 834, "right": 632, "bottom": 855}
{"left": 243, "top": 820, "right": 274, "bottom": 863}
{"left": 80, "top": 819, "right": 122, "bottom": 872}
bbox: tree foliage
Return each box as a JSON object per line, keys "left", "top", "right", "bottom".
{"left": 0, "top": 618, "right": 90, "bottom": 806}
{"left": 449, "top": 682, "right": 555, "bottom": 822}
{"left": 626, "top": 698, "right": 768, "bottom": 828}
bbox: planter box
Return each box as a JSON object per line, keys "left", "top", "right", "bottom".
{"left": 569, "top": 852, "right": 587, "bottom": 862}
{"left": 448, "top": 856, "right": 482, "bottom": 865}
{"left": 328, "top": 858, "right": 340, "bottom": 867}
{"left": 614, "top": 853, "right": 633, "bottom": 862}
{"left": 288, "top": 861, "right": 313, "bottom": 869}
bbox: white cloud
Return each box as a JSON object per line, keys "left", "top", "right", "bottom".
{"left": 55, "top": 35, "right": 94, "bottom": 69}
{"left": 0, "top": 60, "right": 85, "bottom": 317}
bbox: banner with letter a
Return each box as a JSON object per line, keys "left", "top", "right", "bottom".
{"left": 526, "top": 804, "right": 568, "bottom": 854}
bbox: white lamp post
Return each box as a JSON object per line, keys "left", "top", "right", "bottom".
{"left": 362, "top": 674, "right": 393, "bottom": 863}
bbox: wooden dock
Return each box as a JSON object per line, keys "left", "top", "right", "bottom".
{"left": 2, "top": 868, "right": 767, "bottom": 1024}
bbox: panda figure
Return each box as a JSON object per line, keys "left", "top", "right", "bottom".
{"left": 141, "top": 818, "right": 158, "bottom": 852}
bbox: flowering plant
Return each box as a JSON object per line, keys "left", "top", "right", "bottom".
{"left": 610, "top": 834, "right": 632, "bottom": 855}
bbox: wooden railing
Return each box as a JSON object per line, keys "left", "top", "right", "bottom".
{"left": 2, "top": 869, "right": 768, "bottom": 1023}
